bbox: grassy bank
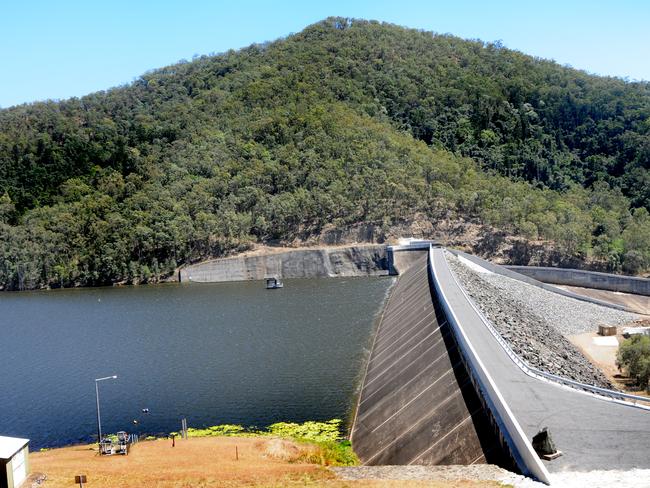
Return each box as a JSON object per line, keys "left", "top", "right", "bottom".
{"left": 30, "top": 436, "right": 506, "bottom": 488}
{"left": 175, "top": 419, "right": 358, "bottom": 466}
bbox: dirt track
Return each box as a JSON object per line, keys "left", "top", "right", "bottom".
{"left": 555, "top": 285, "right": 649, "bottom": 315}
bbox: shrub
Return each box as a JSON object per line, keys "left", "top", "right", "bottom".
{"left": 617, "top": 335, "right": 650, "bottom": 391}
{"left": 623, "top": 250, "right": 648, "bottom": 275}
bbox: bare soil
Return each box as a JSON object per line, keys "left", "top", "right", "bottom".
{"left": 30, "top": 437, "right": 504, "bottom": 488}
{"left": 568, "top": 331, "right": 650, "bottom": 398}
{"left": 304, "top": 215, "right": 598, "bottom": 270}
{"left": 568, "top": 332, "right": 621, "bottom": 378}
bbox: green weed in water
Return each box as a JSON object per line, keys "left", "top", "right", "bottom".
{"left": 170, "top": 419, "right": 358, "bottom": 466}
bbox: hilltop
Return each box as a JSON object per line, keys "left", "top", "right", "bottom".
{"left": 1, "top": 17, "right": 649, "bottom": 289}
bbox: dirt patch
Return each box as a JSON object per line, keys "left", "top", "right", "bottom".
{"left": 31, "top": 437, "right": 321, "bottom": 488}
{"left": 260, "top": 438, "right": 315, "bottom": 462}
{"left": 569, "top": 331, "right": 650, "bottom": 398}
{"left": 568, "top": 332, "right": 620, "bottom": 378}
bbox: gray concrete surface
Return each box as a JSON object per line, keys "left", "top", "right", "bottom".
{"left": 351, "top": 252, "right": 513, "bottom": 468}
{"left": 507, "top": 266, "right": 650, "bottom": 297}
{"left": 179, "top": 245, "right": 388, "bottom": 282}
{"left": 557, "top": 285, "right": 649, "bottom": 315}
{"left": 432, "top": 248, "right": 650, "bottom": 473}
{"left": 389, "top": 248, "right": 430, "bottom": 275}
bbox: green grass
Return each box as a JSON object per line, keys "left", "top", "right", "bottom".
{"left": 170, "top": 419, "right": 358, "bottom": 466}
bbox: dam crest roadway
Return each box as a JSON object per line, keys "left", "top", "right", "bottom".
{"left": 351, "top": 243, "right": 650, "bottom": 485}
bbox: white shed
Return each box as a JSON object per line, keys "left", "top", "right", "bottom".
{"left": 0, "top": 436, "right": 29, "bottom": 488}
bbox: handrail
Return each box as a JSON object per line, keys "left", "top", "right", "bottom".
{"left": 444, "top": 250, "right": 650, "bottom": 409}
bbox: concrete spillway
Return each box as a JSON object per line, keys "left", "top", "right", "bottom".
{"left": 351, "top": 253, "right": 513, "bottom": 467}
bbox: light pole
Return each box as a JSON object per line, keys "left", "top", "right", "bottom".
{"left": 95, "top": 375, "right": 117, "bottom": 448}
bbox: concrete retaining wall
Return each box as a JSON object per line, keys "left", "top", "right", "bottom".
{"left": 506, "top": 266, "right": 650, "bottom": 297}
{"left": 389, "top": 249, "right": 429, "bottom": 275}
{"left": 449, "top": 250, "right": 634, "bottom": 312}
{"left": 179, "top": 245, "right": 388, "bottom": 282}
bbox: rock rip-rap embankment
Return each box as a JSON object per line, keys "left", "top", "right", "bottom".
{"left": 445, "top": 253, "right": 638, "bottom": 388}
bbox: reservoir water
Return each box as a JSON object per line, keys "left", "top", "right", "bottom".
{"left": 0, "top": 277, "right": 392, "bottom": 448}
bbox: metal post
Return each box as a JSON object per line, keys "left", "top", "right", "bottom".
{"left": 180, "top": 418, "right": 187, "bottom": 439}
{"left": 95, "top": 375, "right": 117, "bottom": 452}
{"left": 95, "top": 381, "right": 102, "bottom": 447}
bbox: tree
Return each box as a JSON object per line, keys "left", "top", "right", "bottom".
{"left": 617, "top": 335, "right": 650, "bottom": 392}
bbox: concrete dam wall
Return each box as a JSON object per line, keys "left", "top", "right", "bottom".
{"left": 179, "top": 245, "right": 388, "bottom": 282}
{"left": 351, "top": 252, "right": 513, "bottom": 467}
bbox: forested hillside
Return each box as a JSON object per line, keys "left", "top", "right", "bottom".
{"left": 1, "top": 17, "right": 649, "bottom": 289}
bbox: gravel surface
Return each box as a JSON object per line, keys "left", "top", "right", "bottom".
{"left": 549, "top": 469, "right": 650, "bottom": 488}
{"left": 332, "top": 465, "right": 535, "bottom": 485}
{"left": 333, "top": 466, "right": 650, "bottom": 487}
{"left": 445, "top": 253, "right": 640, "bottom": 388}
{"left": 482, "top": 273, "right": 638, "bottom": 336}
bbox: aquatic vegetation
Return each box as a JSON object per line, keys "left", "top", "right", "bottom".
{"left": 184, "top": 424, "right": 248, "bottom": 437}
{"left": 266, "top": 419, "right": 343, "bottom": 443}
{"left": 172, "top": 419, "right": 358, "bottom": 466}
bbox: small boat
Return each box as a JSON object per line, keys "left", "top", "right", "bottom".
{"left": 265, "top": 276, "right": 284, "bottom": 289}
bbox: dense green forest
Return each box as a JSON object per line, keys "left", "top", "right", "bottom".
{"left": 1, "top": 18, "right": 649, "bottom": 289}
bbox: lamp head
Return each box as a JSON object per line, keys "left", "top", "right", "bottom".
{"left": 95, "top": 375, "right": 118, "bottom": 382}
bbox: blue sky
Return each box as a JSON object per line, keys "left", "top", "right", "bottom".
{"left": 1, "top": 0, "right": 648, "bottom": 108}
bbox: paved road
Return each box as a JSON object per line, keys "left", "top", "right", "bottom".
{"left": 432, "top": 248, "right": 650, "bottom": 472}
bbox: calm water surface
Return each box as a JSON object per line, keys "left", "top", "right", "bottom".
{"left": 0, "top": 277, "right": 392, "bottom": 448}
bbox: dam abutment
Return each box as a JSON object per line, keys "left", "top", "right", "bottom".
{"left": 179, "top": 245, "right": 390, "bottom": 282}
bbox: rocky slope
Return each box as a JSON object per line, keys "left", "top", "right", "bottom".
{"left": 445, "top": 253, "right": 638, "bottom": 388}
